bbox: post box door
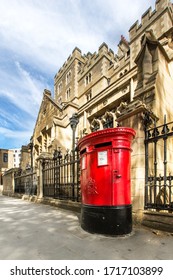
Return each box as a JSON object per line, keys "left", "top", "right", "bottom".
{"left": 112, "top": 148, "right": 131, "bottom": 206}
{"left": 81, "top": 144, "right": 113, "bottom": 206}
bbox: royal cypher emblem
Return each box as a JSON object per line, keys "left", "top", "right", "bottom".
{"left": 84, "top": 177, "right": 98, "bottom": 195}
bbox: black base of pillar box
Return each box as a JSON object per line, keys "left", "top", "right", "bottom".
{"left": 81, "top": 204, "right": 132, "bottom": 235}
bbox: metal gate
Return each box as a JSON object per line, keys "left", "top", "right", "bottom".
{"left": 42, "top": 148, "right": 80, "bottom": 201}
{"left": 144, "top": 115, "right": 173, "bottom": 211}
{"left": 14, "top": 172, "right": 37, "bottom": 195}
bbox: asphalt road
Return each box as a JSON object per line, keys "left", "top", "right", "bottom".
{"left": 0, "top": 195, "right": 173, "bottom": 260}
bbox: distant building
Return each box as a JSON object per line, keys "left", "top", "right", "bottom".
{"left": 0, "top": 149, "right": 13, "bottom": 185}
{"left": 19, "top": 145, "right": 31, "bottom": 171}
{"left": 9, "top": 149, "right": 21, "bottom": 168}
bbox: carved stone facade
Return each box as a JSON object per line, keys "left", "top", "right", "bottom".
{"left": 32, "top": 0, "right": 173, "bottom": 222}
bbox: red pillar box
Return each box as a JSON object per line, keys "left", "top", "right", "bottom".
{"left": 78, "top": 127, "right": 136, "bottom": 235}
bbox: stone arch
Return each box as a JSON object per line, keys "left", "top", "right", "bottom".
{"left": 90, "top": 118, "right": 101, "bottom": 132}
{"left": 101, "top": 111, "right": 114, "bottom": 129}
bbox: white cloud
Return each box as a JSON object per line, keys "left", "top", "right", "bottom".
{"left": 0, "top": 127, "right": 31, "bottom": 139}
{"left": 0, "top": 0, "right": 157, "bottom": 148}
{"left": 0, "top": 60, "right": 48, "bottom": 147}
{"left": 0, "top": 0, "right": 101, "bottom": 72}
{"left": 0, "top": 108, "right": 23, "bottom": 129}
{"left": 0, "top": 0, "right": 156, "bottom": 73}
{"left": 0, "top": 61, "right": 47, "bottom": 117}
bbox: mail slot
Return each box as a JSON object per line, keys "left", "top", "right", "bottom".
{"left": 78, "top": 127, "right": 136, "bottom": 235}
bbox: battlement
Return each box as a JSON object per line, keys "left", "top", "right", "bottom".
{"left": 54, "top": 36, "right": 130, "bottom": 82}
{"left": 78, "top": 42, "right": 116, "bottom": 77}
{"left": 129, "top": 0, "right": 173, "bottom": 42}
{"left": 54, "top": 47, "right": 84, "bottom": 80}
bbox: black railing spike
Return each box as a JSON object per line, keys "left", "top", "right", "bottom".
{"left": 145, "top": 115, "right": 173, "bottom": 211}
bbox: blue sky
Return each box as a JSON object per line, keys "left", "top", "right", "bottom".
{"left": 0, "top": 0, "right": 156, "bottom": 149}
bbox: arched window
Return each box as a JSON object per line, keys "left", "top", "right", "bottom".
{"left": 66, "top": 88, "right": 71, "bottom": 100}
{"left": 102, "top": 112, "right": 114, "bottom": 129}
{"left": 66, "top": 71, "right": 72, "bottom": 84}
{"left": 58, "top": 82, "right": 62, "bottom": 94}
{"left": 85, "top": 72, "right": 92, "bottom": 85}
{"left": 86, "top": 90, "right": 92, "bottom": 101}
{"left": 90, "top": 119, "right": 100, "bottom": 132}
{"left": 88, "top": 72, "right": 92, "bottom": 82}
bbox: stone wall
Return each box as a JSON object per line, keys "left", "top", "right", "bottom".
{"left": 2, "top": 168, "right": 18, "bottom": 195}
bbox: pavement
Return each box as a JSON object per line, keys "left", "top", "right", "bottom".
{"left": 0, "top": 194, "right": 173, "bottom": 260}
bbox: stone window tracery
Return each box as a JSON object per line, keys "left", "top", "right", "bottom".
{"left": 86, "top": 90, "right": 92, "bottom": 101}
{"left": 58, "top": 97, "right": 62, "bottom": 105}
{"left": 90, "top": 118, "right": 100, "bottom": 132}
{"left": 85, "top": 72, "right": 92, "bottom": 85}
{"left": 101, "top": 111, "right": 114, "bottom": 129}
{"left": 66, "top": 71, "right": 72, "bottom": 84}
{"left": 66, "top": 88, "right": 71, "bottom": 100}
{"left": 58, "top": 82, "right": 62, "bottom": 94}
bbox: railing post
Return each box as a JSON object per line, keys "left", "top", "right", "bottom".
{"left": 143, "top": 111, "right": 153, "bottom": 209}
{"left": 37, "top": 158, "right": 44, "bottom": 198}
{"left": 53, "top": 148, "right": 62, "bottom": 198}
{"left": 153, "top": 120, "right": 158, "bottom": 206}
{"left": 28, "top": 138, "right": 34, "bottom": 195}
{"left": 69, "top": 113, "right": 79, "bottom": 200}
{"left": 162, "top": 115, "right": 168, "bottom": 207}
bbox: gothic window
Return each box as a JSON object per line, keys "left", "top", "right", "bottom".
{"left": 39, "top": 145, "right": 42, "bottom": 154}
{"left": 90, "top": 119, "right": 100, "bottom": 132}
{"left": 86, "top": 90, "right": 92, "bottom": 101}
{"left": 66, "top": 88, "right": 71, "bottom": 100}
{"left": 3, "top": 153, "right": 8, "bottom": 162}
{"left": 88, "top": 72, "right": 92, "bottom": 82}
{"left": 66, "top": 71, "right": 71, "bottom": 84}
{"left": 58, "top": 82, "right": 62, "bottom": 94}
{"left": 102, "top": 112, "right": 114, "bottom": 129}
{"left": 85, "top": 72, "right": 92, "bottom": 85}
{"left": 44, "top": 136, "right": 47, "bottom": 151}
{"left": 58, "top": 97, "right": 62, "bottom": 105}
{"left": 78, "top": 62, "right": 82, "bottom": 71}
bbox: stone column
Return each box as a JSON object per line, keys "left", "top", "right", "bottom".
{"left": 116, "top": 101, "right": 150, "bottom": 223}
{"left": 36, "top": 152, "right": 52, "bottom": 199}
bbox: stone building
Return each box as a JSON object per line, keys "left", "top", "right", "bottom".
{"left": 9, "top": 148, "right": 21, "bottom": 168}
{"left": 31, "top": 0, "right": 173, "bottom": 225}
{"left": 0, "top": 149, "right": 13, "bottom": 185}
{"left": 19, "top": 145, "right": 31, "bottom": 171}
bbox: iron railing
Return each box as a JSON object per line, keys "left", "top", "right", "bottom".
{"left": 42, "top": 149, "right": 80, "bottom": 201}
{"left": 144, "top": 115, "right": 173, "bottom": 211}
{"left": 14, "top": 172, "right": 37, "bottom": 195}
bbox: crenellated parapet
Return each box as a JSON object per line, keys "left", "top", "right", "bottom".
{"left": 78, "top": 42, "right": 117, "bottom": 78}
{"left": 129, "top": 0, "right": 173, "bottom": 42}
{"left": 54, "top": 37, "right": 130, "bottom": 85}
{"left": 54, "top": 47, "right": 85, "bottom": 80}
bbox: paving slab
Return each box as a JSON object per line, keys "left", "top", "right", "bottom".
{"left": 0, "top": 195, "right": 173, "bottom": 260}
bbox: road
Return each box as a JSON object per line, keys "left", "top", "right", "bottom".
{"left": 0, "top": 195, "right": 173, "bottom": 260}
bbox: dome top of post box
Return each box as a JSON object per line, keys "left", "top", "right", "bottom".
{"left": 78, "top": 127, "right": 136, "bottom": 150}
